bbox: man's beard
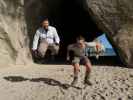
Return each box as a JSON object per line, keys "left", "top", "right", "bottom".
{"left": 43, "top": 26, "right": 48, "bottom": 32}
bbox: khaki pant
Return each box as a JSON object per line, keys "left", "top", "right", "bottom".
{"left": 38, "top": 39, "right": 59, "bottom": 58}
{"left": 72, "top": 56, "right": 91, "bottom": 65}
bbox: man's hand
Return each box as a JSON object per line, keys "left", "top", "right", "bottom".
{"left": 32, "top": 49, "right": 37, "bottom": 52}
{"left": 32, "top": 49, "right": 38, "bottom": 56}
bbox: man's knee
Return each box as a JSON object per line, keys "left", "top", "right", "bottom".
{"left": 38, "top": 41, "right": 48, "bottom": 57}
{"left": 82, "top": 57, "right": 92, "bottom": 68}
{"left": 84, "top": 62, "right": 92, "bottom": 73}
{"left": 85, "top": 63, "right": 92, "bottom": 68}
{"left": 38, "top": 47, "right": 48, "bottom": 57}
{"left": 54, "top": 45, "right": 59, "bottom": 54}
{"left": 72, "top": 63, "right": 80, "bottom": 72}
{"left": 50, "top": 44, "right": 59, "bottom": 55}
{"left": 37, "top": 50, "right": 45, "bottom": 58}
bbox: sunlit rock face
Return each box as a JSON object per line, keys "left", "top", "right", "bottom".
{"left": 0, "top": 0, "right": 133, "bottom": 67}
{"left": 0, "top": 0, "right": 31, "bottom": 65}
{"left": 84, "top": 0, "right": 133, "bottom": 67}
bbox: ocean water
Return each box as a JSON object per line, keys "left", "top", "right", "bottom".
{"left": 103, "top": 48, "right": 116, "bottom": 56}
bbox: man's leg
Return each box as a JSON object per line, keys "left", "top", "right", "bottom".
{"left": 82, "top": 57, "right": 92, "bottom": 85}
{"left": 49, "top": 44, "right": 59, "bottom": 55}
{"left": 71, "top": 57, "right": 80, "bottom": 86}
{"left": 48, "top": 44, "right": 59, "bottom": 60}
{"left": 38, "top": 40, "right": 48, "bottom": 58}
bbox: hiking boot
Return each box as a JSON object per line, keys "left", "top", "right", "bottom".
{"left": 71, "top": 76, "right": 78, "bottom": 86}
{"left": 84, "top": 73, "right": 92, "bottom": 86}
{"left": 71, "top": 76, "right": 83, "bottom": 88}
{"left": 84, "top": 79, "right": 92, "bottom": 86}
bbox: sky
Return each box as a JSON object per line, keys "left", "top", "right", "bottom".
{"left": 96, "top": 33, "right": 116, "bottom": 56}
{"left": 96, "top": 33, "right": 113, "bottom": 49}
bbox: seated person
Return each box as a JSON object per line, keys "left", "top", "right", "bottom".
{"left": 32, "top": 17, "right": 60, "bottom": 62}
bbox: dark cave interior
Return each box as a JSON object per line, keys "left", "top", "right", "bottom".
{"left": 25, "top": 0, "right": 122, "bottom": 65}
{"left": 49, "top": 0, "right": 102, "bottom": 57}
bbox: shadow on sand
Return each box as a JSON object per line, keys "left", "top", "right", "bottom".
{"left": 3, "top": 76, "right": 81, "bottom": 90}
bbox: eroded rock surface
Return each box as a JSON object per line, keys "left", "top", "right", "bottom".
{"left": 0, "top": 0, "right": 31, "bottom": 65}
{"left": 84, "top": 0, "right": 133, "bottom": 67}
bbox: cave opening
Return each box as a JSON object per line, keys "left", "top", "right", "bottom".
{"left": 50, "top": 0, "right": 102, "bottom": 57}
{"left": 25, "top": 0, "right": 122, "bottom": 65}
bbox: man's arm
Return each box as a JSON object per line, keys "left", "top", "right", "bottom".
{"left": 86, "top": 41, "right": 104, "bottom": 52}
{"left": 85, "top": 42, "right": 97, "bottom": 48}
{"left": 32, "top": 30, "right": 40, "bottom": 50}
{"left": 53, "top": 28, "right": 60, "bottom": 44}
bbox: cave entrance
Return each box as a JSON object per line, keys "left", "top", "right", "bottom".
{"left": 25, "top": 0, "right": 121, "bottom": 65}
{"left": 47, "top": 0, "right": 121, "bottom": 65}
{"left": 51, "top": 0, "right": 102, "bottom": 57}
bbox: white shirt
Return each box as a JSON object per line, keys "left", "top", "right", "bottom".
{"left": 32, "top": 26, "right": 60, "bottom": 50}
{"left": 67, "top": 42, "right": 97, "bottom": 51}
{"left": 86, "top": 42, "right": 97, "bottom": 47}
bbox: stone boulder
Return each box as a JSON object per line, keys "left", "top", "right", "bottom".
{"left": 0, "top": 0, "right": 31, "bottom": 65}
{"left": 84, "top": 0, "right": 133, "bottom": 67}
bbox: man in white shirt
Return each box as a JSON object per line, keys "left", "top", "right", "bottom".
{"left": 32, "top": 18, "right": 60, "bottom": 60}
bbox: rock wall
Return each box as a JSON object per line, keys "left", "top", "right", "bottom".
{"left": 0, "top": 0, "right": 133, "bottom": 67}
{"left": 84, "top": 0, "right": 133, "bottom": 67}
{"left": 0, "top": 0, "right": 31, "bottom": 65}
{"left": 0, "top": 0, "right": 63, "bottom": 65}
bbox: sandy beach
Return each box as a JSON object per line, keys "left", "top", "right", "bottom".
{"left": 0, "top": 64, "right": 132, "bottom": 100}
